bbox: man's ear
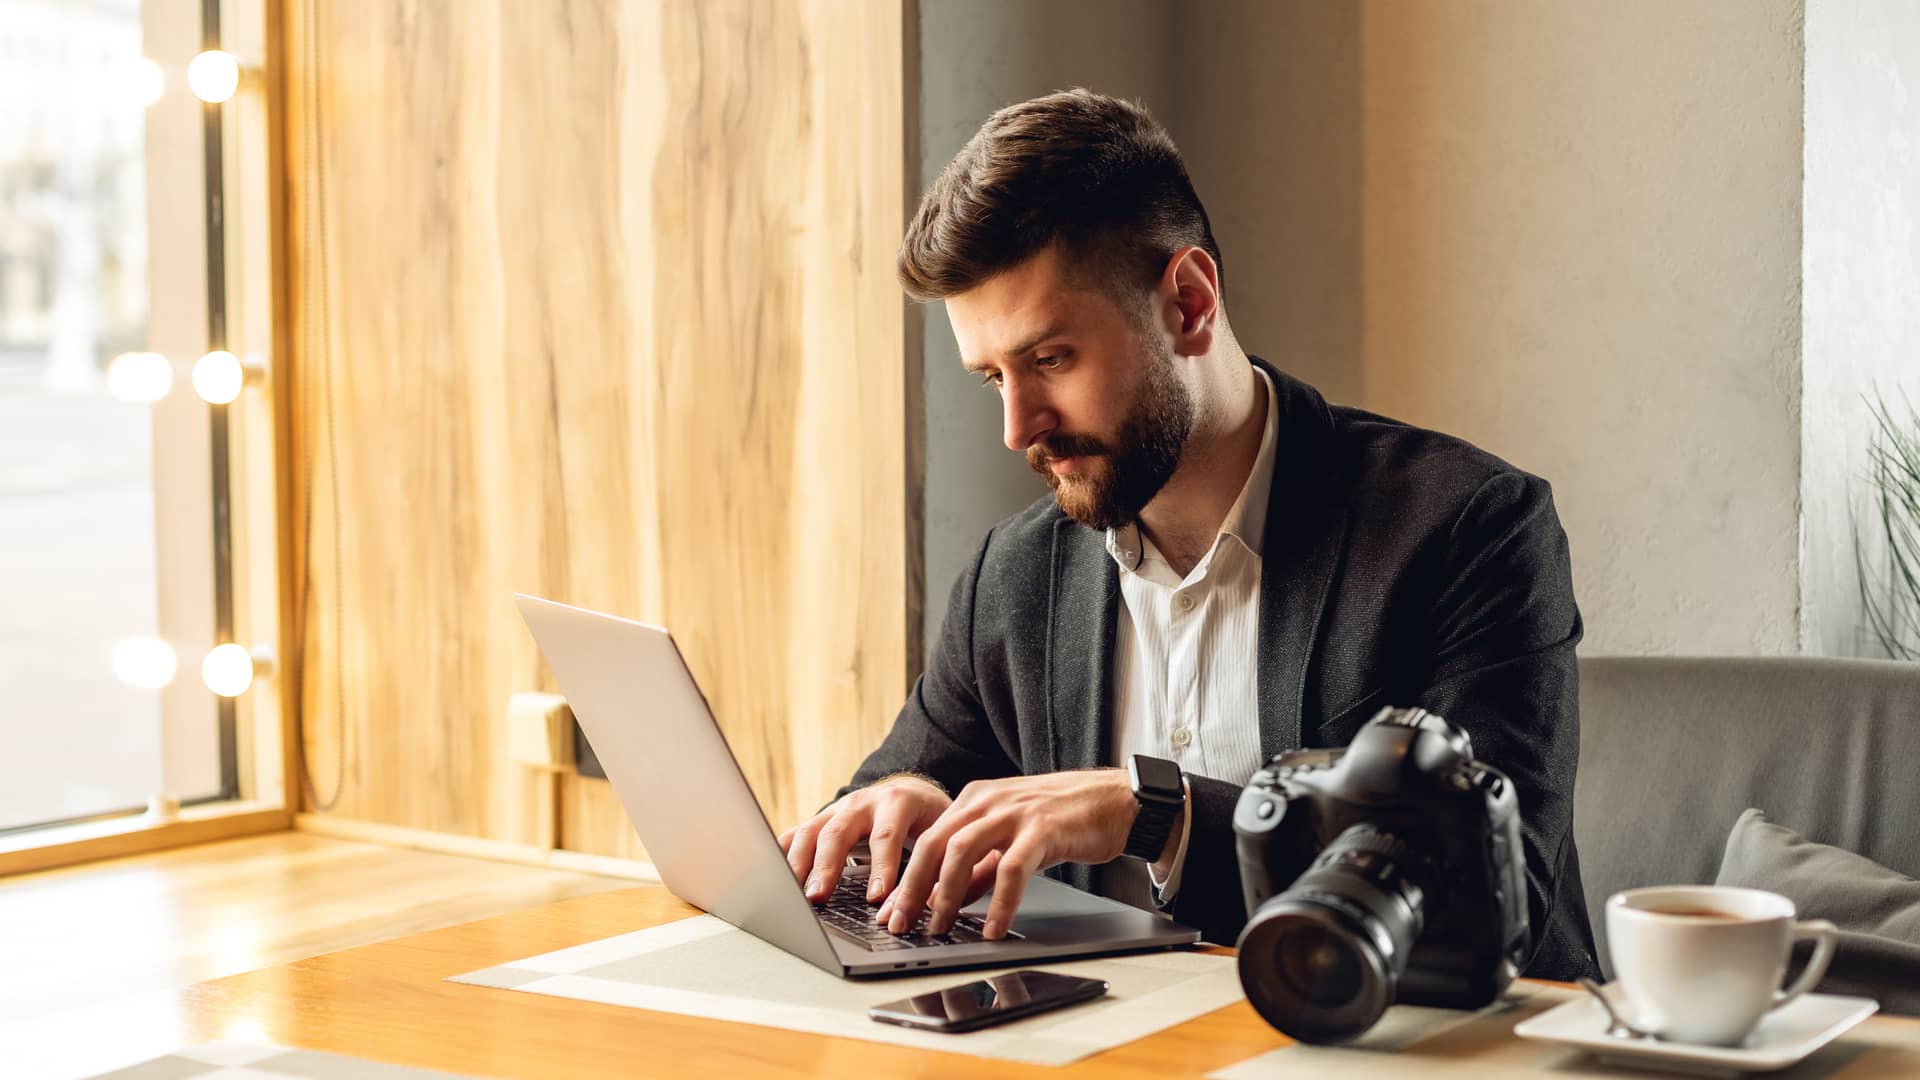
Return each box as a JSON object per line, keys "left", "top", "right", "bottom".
{"left": 1157, "top": 246, "right": 1220, "bottom": 358}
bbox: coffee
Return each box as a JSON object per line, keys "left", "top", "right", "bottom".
{"left": 1644, "top": 905, "right": 1741, "bottom": 920}
{"left": 1608, "top": 885, "right": 1839, "bottom": 1045}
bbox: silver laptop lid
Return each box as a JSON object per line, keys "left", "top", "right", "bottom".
{"left": 512, "top": 594, "right": 841, "bottom": 972}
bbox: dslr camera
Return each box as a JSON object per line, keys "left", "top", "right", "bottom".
{"left": 1232, "top": 706, "right": 1530, "bottom": 1043}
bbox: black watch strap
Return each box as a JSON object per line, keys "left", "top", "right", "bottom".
{"left": 1124, "top": 754, "right": 1185, "bottom": 861}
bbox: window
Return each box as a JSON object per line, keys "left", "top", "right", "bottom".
{"left": 0, "top": 0, "right": 284, "bottom": 854}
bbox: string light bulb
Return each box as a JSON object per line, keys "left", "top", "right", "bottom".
{"left": 203, "top": 643, "right": 276, "bottom": 698}
{"left": 106, "top": 351, "right": 173, "bottom": 403}
{"left": 192, "top": 350, "right": 267, "bottom": 404}
{"left": 113, "top": 637, "right": 179, "bottom": 689}
{"left": 188, "top": 50, "right": 241, "bottom": 103}
{"left": 130, "top": 58, "right": 164, "bottom": 108}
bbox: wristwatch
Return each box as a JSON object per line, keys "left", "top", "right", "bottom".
{"left": 1124, "top": 754, "right": 1186, "bottom": 861}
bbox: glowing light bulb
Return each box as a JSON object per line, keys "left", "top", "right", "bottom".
{"left": 202, "top": 643, "right": 257, "bottom": 697}
{"left": 188, "top": 50, "right": 241, "bottom": 103}
{"left": 106, "top": 352, "right": 173, "bottom": 403}
{"left": 130, "top": 58, "right": 164, "bottom": 108}
{"left": 193, "top": 350, "right": 244, "bottom": 404}
{"left": 114, "top": 637, "right": 179, "bottom": 689}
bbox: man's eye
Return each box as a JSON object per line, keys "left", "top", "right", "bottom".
{"left": 978, "top": 372, "right": 1003, "bottom": 389}
{"left": 1035, "top": 354, "right": 1062, "bottom": 369}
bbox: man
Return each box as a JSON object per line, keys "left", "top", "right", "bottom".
{"left": 778, "top": 88, "right": 1599, "bottom": 980}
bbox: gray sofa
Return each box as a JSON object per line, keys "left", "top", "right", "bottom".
{"left": 1574, "top": 655, "right": 1920, "bottom": 980}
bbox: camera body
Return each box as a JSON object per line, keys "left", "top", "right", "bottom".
{"left": 1232, "top": 706, "right": 1530, "bottom": 1043}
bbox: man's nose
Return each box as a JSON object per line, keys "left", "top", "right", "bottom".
{"left": 1001, "top": 379, "right": 1055, "bottom": 452}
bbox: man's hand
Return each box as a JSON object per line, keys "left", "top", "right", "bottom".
{"left": 878, "top": 769, "right": 1139, "bottom": 940}
{"left": 778, "top": 774, "right": 951, "bottom": 904}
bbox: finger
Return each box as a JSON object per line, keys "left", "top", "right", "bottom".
{"left": 959, "top": 849, "right": 1005, "bottom": 907}
{"left": 886, "top": 820, "right": 956, "bottom": 934}
{"left": 776, "top": 827, "right": 795, "bottom": 854}
{"left": 926, "top": 823, "right": 999, "bottom": 936}
{"left": 865, "top": 811, "right": 910, "bottom": 903}
{"left": 784, "top": 815, "right": 826, "bottom": 884}
{"left": 983, "top": 843, "right": 1040, "bottom": 940}
{"left": 805, "top": 813, "right": 868, "bottom": 902}
{"left": 876, "top": 785, "right": 952, "bottom": 909}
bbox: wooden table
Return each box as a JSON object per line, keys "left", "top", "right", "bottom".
{"left": 30, "top": 886, "right": 1920, "bottom": 1078}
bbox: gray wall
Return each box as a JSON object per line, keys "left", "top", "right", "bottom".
{"left": 1800, "top": 0, "right": 1920, "bottom": 658}
{"left": 1180, "top": 1, "right": 1808, "bottom": 656}
{"left": 917, "top": 0, "right": 1906, "bottom": 660}
{"left": 917, "top": 0, "right": 1178, "bottom": 652}
{"left": 1173, "top": 5, "right": 1365, "bottom": 405}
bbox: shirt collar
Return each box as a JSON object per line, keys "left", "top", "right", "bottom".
{"left": 1105, "top": 365, "right": 1279, "bottom": 573}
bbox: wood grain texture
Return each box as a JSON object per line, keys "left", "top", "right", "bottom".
{"left": 18, "top": 884, "right": 1920, "bottom": 1079}
{"left": 284, "top": 1, "right": 913, "bottom": 855}
{"left": 0, "top": 833, "right": 631, "bottom": 1079}
{"left": 0, "top": 805, "right": 288, "bottom": 878}
{"left": 293, "top": 811, "right": 658, "bottom": 881}
{"left": 8, "top": 887, "right": 1280, "bottom": 1080}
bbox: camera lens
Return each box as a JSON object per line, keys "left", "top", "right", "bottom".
{"left": 1236, "top": 824, "right": 1428, "bottom": 1043}
{"left": 1276, "top": 924, "right": 1365, "bottom": 1005}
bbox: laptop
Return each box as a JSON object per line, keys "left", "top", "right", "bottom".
{"left": 514, "top": 593, "right": 1201, "bottom": 977}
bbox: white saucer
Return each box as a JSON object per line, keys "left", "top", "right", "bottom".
{"left": 1513, "top": 984, "right": 1879, "bottom": 1076}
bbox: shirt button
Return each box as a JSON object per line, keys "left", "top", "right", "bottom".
{"left": 1177, "top": 594, "right": 1196, "bottom": 612}
{"left": 1171, "top": 727, "right": 1193, "bottom": 749}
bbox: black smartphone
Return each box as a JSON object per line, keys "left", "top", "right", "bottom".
{"left": 867, "top": 969, "right": 1110, "bottom": 1033}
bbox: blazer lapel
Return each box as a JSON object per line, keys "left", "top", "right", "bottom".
{"left": 1253, "top": 359, "right": 1350, "bottom": 759}
{"left": 1045, "top": 516, "right": 1119, "bottom": 773}
{"left": 1046, "top": 516, "right": 1119, "bottom": 895}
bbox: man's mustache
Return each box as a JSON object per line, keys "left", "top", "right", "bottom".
{"left": 1026, "top": 435, "right": 1111, "bottom": 469}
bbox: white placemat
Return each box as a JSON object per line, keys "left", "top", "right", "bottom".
{"left": 1208, "top": 985, "right": 1575, "bottom": 1078}
{"left": 448, "top": 913, "right": 1244, "bottom": 1066}
{"left": 86, "top": 1041, "right": 481, "bottom": 1080}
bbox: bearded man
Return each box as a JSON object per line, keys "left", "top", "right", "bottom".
{"left": 778, "top": 88, "right": 1599, "bottom": 982}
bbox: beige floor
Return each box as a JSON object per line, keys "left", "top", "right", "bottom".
{"left": 0, "top": 830, "right": 632, "bottom": 1053}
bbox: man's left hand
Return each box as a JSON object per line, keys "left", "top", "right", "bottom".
{"left": 877, "top": 768, "right": 1138, "bottom": 940}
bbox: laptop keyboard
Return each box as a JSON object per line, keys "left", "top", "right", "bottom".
{"left": 814, "top": 877, "right": 1023, "bottom": 950}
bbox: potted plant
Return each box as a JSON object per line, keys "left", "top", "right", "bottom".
{"left": 1856, "top": 389, "right": 1920, "bottom": 660}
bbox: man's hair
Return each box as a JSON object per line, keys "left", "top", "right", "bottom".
{"left": 897, "top": 88, "right": 1223, "bottom": 308}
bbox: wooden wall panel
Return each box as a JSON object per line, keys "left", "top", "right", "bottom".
{"left": 285, "top": 0, "right": 913, "bottom": 857}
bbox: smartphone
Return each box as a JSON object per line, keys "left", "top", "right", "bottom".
{"left": 867, "top": 969, "right": 1110, "bottom": 1033}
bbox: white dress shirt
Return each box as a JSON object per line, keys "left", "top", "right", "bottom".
{"left": 1103, "top": 367, "right": 1279, "bottom": 913}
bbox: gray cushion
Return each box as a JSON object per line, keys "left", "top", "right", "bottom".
{"left": 1574, "top": 656, "right": 1920, "bottom": 974}
{"left": 1715, "top": 808, "right": 1920, "bottom": 1015}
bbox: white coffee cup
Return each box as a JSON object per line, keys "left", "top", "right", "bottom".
{"left": 1605, "top": 885, "right": 1837, "bottom": 1046}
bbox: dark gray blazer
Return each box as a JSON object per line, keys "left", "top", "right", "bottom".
{"left": 842, "top": 358, "right": 1600, "bottom": 981}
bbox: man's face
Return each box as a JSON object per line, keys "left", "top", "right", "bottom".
{"left": 947, "top": 246, "right": 1193, "bottom": 531}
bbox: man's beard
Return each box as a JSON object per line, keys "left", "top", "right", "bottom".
{"left": 1026, "top": 344, "right": 1193, "bottom": 532}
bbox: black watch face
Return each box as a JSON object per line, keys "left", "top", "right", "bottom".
{"left": 1133, "top": 755, "right": 1182, "bottom": 797}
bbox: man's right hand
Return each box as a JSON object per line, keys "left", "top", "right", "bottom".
{"left": 778, "top": 775, "right": 951, "bottom": 905}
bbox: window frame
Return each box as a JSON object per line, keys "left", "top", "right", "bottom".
{"left": 0, "top": 0, "right": 293, "bottom": 877}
